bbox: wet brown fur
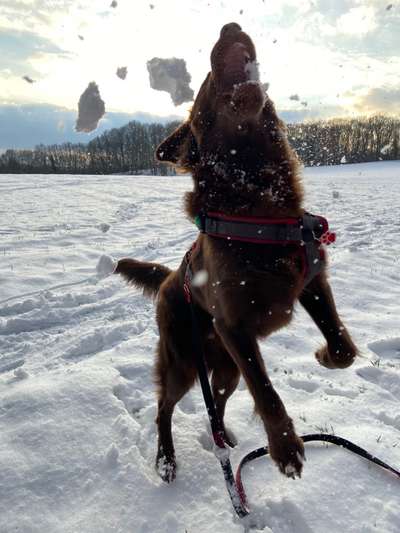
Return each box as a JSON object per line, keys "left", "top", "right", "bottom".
{"left": 115, "top": 23, "right": 358, "bottom": 482}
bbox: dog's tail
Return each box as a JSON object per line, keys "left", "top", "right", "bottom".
{"left": 114, "top": 258, "right": 172, "bottom": 297}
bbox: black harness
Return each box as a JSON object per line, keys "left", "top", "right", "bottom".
{"left": 184, "top": 211, "right": 336, "bottom": 296}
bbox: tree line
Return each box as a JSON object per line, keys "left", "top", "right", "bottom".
{"left": 288, "top": 115, "right": 399, "bottom": 166}
{"left": 0, "top": 115, "right": 398, "bottom": 174}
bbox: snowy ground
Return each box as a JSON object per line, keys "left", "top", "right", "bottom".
{"left": 0, "top": 161, "right": 399, "bottom": 533}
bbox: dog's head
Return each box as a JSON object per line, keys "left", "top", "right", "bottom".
{"left": 156, "top": 23, "right": 287, "bottom": 170}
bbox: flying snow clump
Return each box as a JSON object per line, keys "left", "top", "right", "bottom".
{"left": 96, "top": 255, "right": 117, "bottom": 277}
{"left": 116, "top": 67, "right": 127, "bottom": 80}
{"left": 147, "top": 57, "right": 194, "bottom": 106}
{"left": 244, "top": 60, "right": 260, "bottom": 82}
{"left": 289, "top": 94, "right": 300, "bottom": 101}
{"left": 75, "top": 82, "right": 105, "bottom": 133}
{"left": 192, "top": 270, "right": 209, "bottom": 287}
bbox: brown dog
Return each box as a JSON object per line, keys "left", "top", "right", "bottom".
{"left": 115, "top": 23, "right": 357, "bottom": 483}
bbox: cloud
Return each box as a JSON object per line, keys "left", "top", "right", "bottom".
{"left": 0, "top": 103, "right": 180, "bottom": 149}
{"left": 313, "top": 0, "right": 352, "bottom": 21}
{"left": 353, "top": 86, "right": 400, "bottom": 114}
{"left": 0, "top": 101, "right": 352, "bottom": 151}
{"left": 0, "top": 100, "right": 355, "bottom": 152}
{"left": 0, "top": 27, "right": 69, "bottom": 77}
{"left": 0, "top": 0, "right": 398, "bottom": 119}
{"left": 279, "top": 105, "right": 350, "bottom": 124}
{"left": 334, "top": 9, "right": 400, "bottom": 60}
{"left": 337, "top": 6, "right": 377, "bottom": 35}
{"left": 0, "top": 1, "right": 77, "bottom": 28}
{"left": 285, "top": 1, "right": 400, "bottom": 60}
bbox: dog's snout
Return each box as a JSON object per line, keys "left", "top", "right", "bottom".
{"left": 225, "top": 42, "right": 248, "bottom": 66}
{"left": 220, "top": 22, "right": 242, "bottom": 38}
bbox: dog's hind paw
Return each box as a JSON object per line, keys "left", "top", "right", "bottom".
{"left": 155, "top": 454, "right": 177, "bottom": 483}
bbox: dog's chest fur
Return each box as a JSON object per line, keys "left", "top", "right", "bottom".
{"left": 189, "top": 235, "right": 305, "bottom": 335}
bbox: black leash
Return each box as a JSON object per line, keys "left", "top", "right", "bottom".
{"left": 188, "top": 301, "right": 400, "bottom": 519}
{"left": 236, "top": 433, "right": 400, "bottom": 509}
{"left": 189, "top": 303, "right": 249, "bottom": 517}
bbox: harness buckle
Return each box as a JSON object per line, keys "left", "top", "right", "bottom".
{"left": 194, "top": 213, "right": 206, "bottom": 232}
{"left": 301, "top": 228, "right": 315, "bottom": 243}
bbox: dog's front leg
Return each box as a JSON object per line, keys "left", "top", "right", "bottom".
{"left": 299, "top": 273, "right": 358, "bottom": 369}
{"left": 214, "top": 319, "right": 304, "bottom": 478}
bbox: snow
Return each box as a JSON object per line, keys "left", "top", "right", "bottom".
{"left": 96, "top": 254, "right": 117, "bottom": 278}
{"left": 147, "top": 57, "right": 194, "bottom": 106}
{"left": 0, "top": 161, "right": 399, "bottom": 532}
{"left": 381, "top": 143, "right": 392, "bottom": 155}
{"left": 75, "top": 82, "right": 106, "bottom": 133}
{"left": 192, "top": 269, "right": 209, "bottom": 287}
{"left": 244, "top": 60, "right": 260, "bottom": 82}
{"left": 116, "top": 66, "right": 127, "bottom": 80}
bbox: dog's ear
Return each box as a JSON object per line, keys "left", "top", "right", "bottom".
{"left": 156, "top": 122, "right": 199, "bottom": 167}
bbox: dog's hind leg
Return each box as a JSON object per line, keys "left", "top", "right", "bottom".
{"left": 153, "top": 273, "right": 198, "bottom": 482}
{"left": 155, "top": 343, "right": 196, "bottom": 483}
{"left": 299, "top": 273, "right": 358, "bottom": 369}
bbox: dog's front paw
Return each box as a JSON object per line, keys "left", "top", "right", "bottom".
{"left": 155, "top": 453, "right": 177, "bottom": 483}
{"left": 268, "top": 422, "right": 305, "bottom": 479}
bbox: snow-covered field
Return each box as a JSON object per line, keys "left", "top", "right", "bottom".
{"left": 1, "top": 161, "right": 399, "bottom": 533}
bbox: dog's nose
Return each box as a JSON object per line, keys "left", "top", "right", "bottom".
{"left": 220, "top": 22, "right": 242, "bottom": 38}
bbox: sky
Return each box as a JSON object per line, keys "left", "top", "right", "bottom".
{"left": 0, "top": 0, "right": 399, "bottom": 147}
